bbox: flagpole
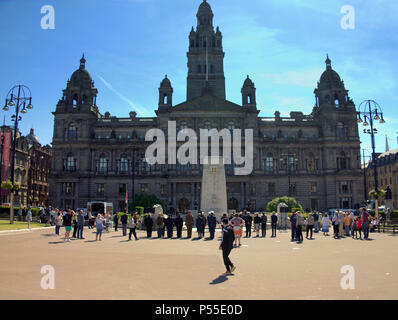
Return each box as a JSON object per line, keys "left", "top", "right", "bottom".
{"left": 126, "top": 190, "right": 128, "bottom": 215}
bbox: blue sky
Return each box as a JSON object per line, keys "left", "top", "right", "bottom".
{"left": 0, "top": 0, "right": 397, "bottom": 157}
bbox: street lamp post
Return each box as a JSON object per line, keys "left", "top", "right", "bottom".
{"left": 361, "top": 149, "right": 372, "bottom": 205}
{"left": 357, "top": 100, "right": 385, "bottom": 216}
{"left": 3, "top": 85, "right": 33, "bottom": 224}
{"left": 280, "top": 153, "right": 298, "bottom": 197}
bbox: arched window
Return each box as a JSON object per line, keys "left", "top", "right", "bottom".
{"left": 180, "top": 121, "right": 187, "bottom": 130}
{"left": 163, "top": 93, "right": 168, "bottom": 105}
{"left": 227, "top": 121, "right": 235, "bottom": 131}
{"left": 72, "top": 94, "right": 78, "bottom": 108}
{"left": 119, "top": 154, "right": 129, "bottom": 173}
{"left": 248, "top": 94, "right": 252, "bottom": 104}
{"left": 334, "top": 94, "right": 340, "bottom": 107}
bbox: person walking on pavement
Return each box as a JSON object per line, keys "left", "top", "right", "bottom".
{"left": 185, "top": 210, "right": 194, "bottom": 238}
{"left": 128, "top": 212, "right": 139, "bottom": 241}
{"left": 26, "top": 208, "right": 32, "bottom": 229}
{"left": 219, "top": 219, "right": 236, "bottom": 274}
{"left": 271, "top": 212, "right": 278, "bottom": 237}
{"left": 207, "top": 211, "right": 217, "bottom": 239}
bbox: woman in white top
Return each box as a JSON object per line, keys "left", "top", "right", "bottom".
{"left": 321, "top": 213, "right": 330, "bottom": 236}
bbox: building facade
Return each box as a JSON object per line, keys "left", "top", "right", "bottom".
{"left": 50, "top": 0, "right": 363, "bottom": 212}
{"left": 1, "top": 127, "right": 51, "bottom": 207}
{"left": 365, "top": 148, "right": 398, "bottom": 209}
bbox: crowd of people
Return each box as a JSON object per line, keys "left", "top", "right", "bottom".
{"left": 38, "top": 206, "right": 383, "bottom": 244}
{"left": 290, "top": 208, "right": 381, "bottom": 242}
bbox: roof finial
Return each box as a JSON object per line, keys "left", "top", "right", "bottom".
{"left": 80, "top": 53, "right": 86, "bottom": 69}
{"left": 325, "top": 54, "right": 331, "bottom": 69}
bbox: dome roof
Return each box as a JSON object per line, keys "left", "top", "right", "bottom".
{"left": 26, "top": 128, "right": 40, "bottom": 146}
{"left": 160, "top": 75, "right": 172, "bottom": 88}
{"left": 318, "top": 55, "right": 343, "bottom": 89}
{"left": 69, "top": 54, "right": 93, "bottom": 87}
{"left": 319, "top": 69, "right": 342, "bottom": 87}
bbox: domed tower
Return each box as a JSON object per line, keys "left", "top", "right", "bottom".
{"left": 241, "top": 75, "right": 256, "bottom": 109}
{"left": 187, "top": 0, "right": 226, "bottom": 101}
{"left": 57, "top": 54, "right": 98, "bottom": 112}
{"left": 314, "top": 55, "right": 353, "bottom": 109}
{"left": 53, "top": 54, "right": 100, "bottom": 143}
{"left": 313, "top": 55, "right": 358, "bottom": 144}
{"left": 158, "top": 75, "right": 173, "bottom": 109}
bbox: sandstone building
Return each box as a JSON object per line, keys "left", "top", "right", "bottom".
{"left": 50, "top": 0, "right": 363, "bottom": 212}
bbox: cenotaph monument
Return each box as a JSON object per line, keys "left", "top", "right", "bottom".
{"left": 200, "top": 156, "right": 228, "bottom": 221}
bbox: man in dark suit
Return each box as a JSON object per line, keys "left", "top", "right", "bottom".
{"left": 145, "top": 214, "right": 154, "bottom": 238}
{"left": 271, "top": 212, "right": 278, "bottom": 237}
{"left": 207, "top": 211, "right": 217, "bottom": 239}
{"left": 175, "top": 213, "right": 184, "bottom": 238}
{"left": 219, "top": 219, "right": 236, "bottom": 274}
{"left": 245, "top": 212, "right": 253, "bottom": 238}
{"left": 164, "top": 214, "right": 174, "bottom": 239}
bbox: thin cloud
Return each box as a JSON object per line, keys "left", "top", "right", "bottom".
{"left": 95, "top": 73, "right": 151, "bottom": 117}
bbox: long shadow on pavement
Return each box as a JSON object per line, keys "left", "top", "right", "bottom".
{"left": 48, "top": 241, "right": 65, "bottom": 244}
{"left": 209, "top": 273, "right": 234, "bottom": 285}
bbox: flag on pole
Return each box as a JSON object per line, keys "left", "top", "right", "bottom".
{"left": 386, "top": 135, "right": 389, "bottom": 152}
{"left": 125, "top": 190, "right": 128, "bottom": 214}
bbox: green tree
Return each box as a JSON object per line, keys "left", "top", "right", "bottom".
{"left": 266, "top": 197, "right": 303, "bottom": 213}
{"left": 128, "top": 193, "right": 165, "bottom": 213}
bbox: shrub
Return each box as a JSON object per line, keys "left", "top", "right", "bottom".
{"left": 266, "top": 197, "right": 303, "bottom": 213}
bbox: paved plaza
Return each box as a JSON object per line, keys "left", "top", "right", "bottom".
{"left": 1, "top": 227, "right": 397, "bottom": 300}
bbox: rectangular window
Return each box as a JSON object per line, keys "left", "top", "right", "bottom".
{"left": 250, "top": 183, "right": 256, "bottom": 195}
{"left": 289, "top": 182, "right": 296, "bottom": 195}
{"left": 140, "top": 184, "right": 148, "bottom": 194}
{"left": 160, "top": 184, "right": 167, "bottom": 195}
{"left": 310, "top": 182, "right": 317, "bottom": 193}
{"left": 268, "top": 182, "right": 275, "bottom": 196}
{"left": 119, "top": 184, "right": 126, "bottom": 195}
{"left": 96, "top": 183, "right": 105, "bottom": 195}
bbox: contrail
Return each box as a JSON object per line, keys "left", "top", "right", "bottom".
{"left": 95, "top": 73, "right": 150, "bottom": 117}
